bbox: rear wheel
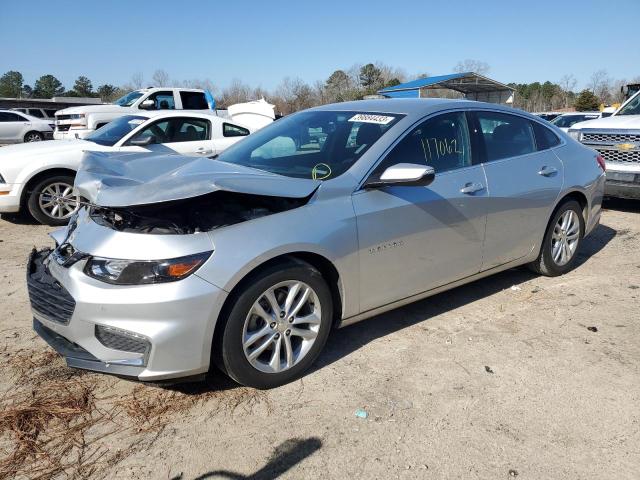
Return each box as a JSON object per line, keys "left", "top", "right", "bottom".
{"left": 24, "top": 131, "right": 44, "bottom": 142}
{"left": 26, "top": 175, "right": 81, "bottom": 226}
{"left": 217, "top": 260, "right": 333, "bottom": 389}
{"left": 529, "top": 200, "right": 584, "bottom": 276}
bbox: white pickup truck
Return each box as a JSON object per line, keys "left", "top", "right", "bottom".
{"left": 54, "top": 87, "right": 216, "bottom": 140}
{"left": 569, "top": 90, "right": 640, "bottom": 200}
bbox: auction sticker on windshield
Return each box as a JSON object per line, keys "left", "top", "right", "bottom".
{"left": 349, "top": 114, "right": 396, "bottom": 125}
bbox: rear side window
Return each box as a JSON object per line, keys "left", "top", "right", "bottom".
{"left": 372, "top": 111, "right": 471, "bottom": 176}
{"left": 44, "top": 109, "right": 58, "bottom": 117}
{"left": 28, "top": 109, "right": 44, "bottom": 118}
{"left": 475, "top": 111, "right": 535, "bottom": 161}
{"left": 180, "top": 91, "right": 208, "bottom": 109}
{"left": 223, "top": 123, "right": 250, "bottom": 137}
{"left": 533, "top": 121, "right": 561, "bottom": 150}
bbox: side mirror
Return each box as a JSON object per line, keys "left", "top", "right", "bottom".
{"left": 365, "top": 163, "right": 435, "bottom": 188}
{"left": 128, "top": 135, "right": 156, "bottom": 146}
{"left": 139, "top": 99, "right": 155, "bottom": 110}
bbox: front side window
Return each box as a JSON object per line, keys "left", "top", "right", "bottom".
{"left": 223, "top": 123, "right": 250, "bottom": 137}
{"left": 114, "top": 91, "right": 144, "bottom": 107}
{"left": 128, "top": 117, "right": 210, "bottom": 144}
{"left": 217, "top": 111, "right": 403, "bottom": 180}
{"left": 86, "top": 115, "right": 147, "bottom": 146}
{"left": 0, "top": 112, "right": 26, "bottom": 122}
{"left": 617, "top": 93, "right": 640, "bottom": 116}
{"left": 146, "top": 91, "right": 175, "bottom": 110}
{"left": 371, "top": 112, "right": 471, "bottom": 178}
{"left": 476, "top": 111, "right": 535, "bottom": 161}
{"left": 180, "top": 91, "right": 208, "bottom": 109}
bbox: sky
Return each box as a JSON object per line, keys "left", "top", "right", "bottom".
{"left": 1, "top": 0, "right": 639, "bottom": 93}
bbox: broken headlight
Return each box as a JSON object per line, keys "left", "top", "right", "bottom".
{"left": 84, "top": 251, "right": 212, "bottom": 285}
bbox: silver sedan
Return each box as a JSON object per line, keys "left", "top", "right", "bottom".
{"left": 28, "top": 99, "right": 605, "bottom": 388}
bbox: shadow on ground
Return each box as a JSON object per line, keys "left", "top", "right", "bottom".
{"left": 316, "top": 223, "right": 617, "bottom": 372}
{"left": 181, "top": 437, "right": 322, "bottom": 480}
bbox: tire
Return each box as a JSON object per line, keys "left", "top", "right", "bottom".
{"left": 26, "top": 174, "right": 81, "bottom": 226}
{"left": 24, "top": 131, "right": 44, "bottom": 142}
{"left": 217, "top": 260, "right": 333, "bottom": 389}
{"left": 529, "top": 199, "right": 584, "bottom": 276}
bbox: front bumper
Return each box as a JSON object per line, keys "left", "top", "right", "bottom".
{"left": 28, "top": 247, "right": 228, "bottom": 381}
{"left": 54, "top": 128, "right": 92, "bottom": 140}
{"left": 0, "top": 183, "right": 21, "bottom": 213}
{"left": 605, "top": 167, "right": 640, "bottom": 200}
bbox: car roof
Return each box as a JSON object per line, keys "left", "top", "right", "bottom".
{"left": 310, "top": 98, "right": 528, "bottom": 120}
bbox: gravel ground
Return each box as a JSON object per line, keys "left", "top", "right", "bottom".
{"left": 0, "top": 199, "right": 639, "bottom": 480}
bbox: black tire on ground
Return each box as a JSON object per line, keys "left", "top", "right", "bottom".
{"left": 529, "top": 199, "right": 585, "bottom": 277}
{"left": 216, "top": 260, "right": 333, "bottom": 389}
{"left": 24, "top": 131, "right": 44, "bottom": 142}
{"left": 26, "top": 174, "right": 78, "bottom": 226}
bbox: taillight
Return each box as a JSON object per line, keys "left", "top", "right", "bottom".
{"left": 596, "top": 154, "right": 606, "bottom": 172}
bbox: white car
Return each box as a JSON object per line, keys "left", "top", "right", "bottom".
{"left": 569, "top": 90, "right": 640, "bottom": 199}
{"left": 54, "top": 87, "right": 217, "bottom": 140}
{"left": 551, "top": 112, "right": 601, "bottom": 132}
{"left": 12, "top": 107, "right": 59, "bottom": 120}
{"left": 0, "top": 111, "right": 259, "bottom": 225}
{"left": 0, "top": 110, "right": 54, "bottom": 143}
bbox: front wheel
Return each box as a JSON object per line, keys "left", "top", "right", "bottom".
{"left": 529, "top": 199, "right": 584, "bottom": 276}
{"left": 217, "top": 261, "right": 333, "bottom": 389}
{"left": 26, "top": 175, "right": 82, "bottom": 226}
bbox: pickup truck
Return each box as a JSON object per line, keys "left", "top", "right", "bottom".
{"left": 569, "top": 90, "right": 640, "bottom": 200}
{"left": 53, "top": 87, "right": 214, "bottom": 140}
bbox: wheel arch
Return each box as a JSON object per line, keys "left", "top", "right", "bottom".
{"left": 211, "top": 251, "right": 344, "bottom": 359}
{"left": 20, "top": 167, "right": 77, "bottom": 208}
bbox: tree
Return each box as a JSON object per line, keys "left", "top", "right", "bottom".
{"left": 359, "top": 63, "right": 383, "bottom": 94}
{"left": 574, "top": 89, "right": 600, "bottom": 111}
{"left": 559, "top": 74, "right": 577, "bottom": 108}
{"left": 0, "top": 71, "right": 24, "bottom": 98}
{"left": 131, "top": 72, "right": 144, "bottom": 89}
{"left": 589, "top": 69, "right": 612, "bottom": 103}
{"left": 72, "top": 76, "right": 94, "bottom": 97}
{"left": 96, "top": 84, "right": 119, "bottom": 102}
{"left": 33, "top": 74, "right": 64, "bottom": 98}
{"left": 152, "top": 69, "right": 170, "bottom": 87}
{"left": 274, "top": 77, "right": 317, "bottom": 114}
{"left": 453, "top": 59, "right": 490, "bottom": 76}
{"left": 22, "top": 84, "right": 33, "bottom": 98}
{"left": 325, "top": 70, "right": 352, "bottom": 102}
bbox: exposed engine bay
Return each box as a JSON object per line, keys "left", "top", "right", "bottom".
{"left": 89, "top": 190, "right": 311, "bottom": 235}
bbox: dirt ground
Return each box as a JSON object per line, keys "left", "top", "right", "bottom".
{"left": 0, "top": 199, "right": 639, "bottom": 480}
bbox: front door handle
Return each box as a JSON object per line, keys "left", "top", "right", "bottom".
{"left": 197, "top": 147, "right": 213, "bottom": 154}
{"left": 460, "top": 182, "right": 484, "bottom": 194}
{"left": 538, "top": 166, "right": 558, "bottom": 177}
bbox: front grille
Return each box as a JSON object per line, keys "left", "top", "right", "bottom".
{"left": 596, "top": 148, "right": 640, "bottom": 164}
{"left": 56, "top": 114, "right": 72, "bottom": 121}
{"left": 583, "top": 132, "right": 640, "bottom": 143}
{"left": 27, "top": 249, "right": 76, "bottom": 325}
{"left": 95, "top": 325, "right": 150, "bottom": 354}
{"left": 56, "top": 124, "right": 71, "bottom": 132}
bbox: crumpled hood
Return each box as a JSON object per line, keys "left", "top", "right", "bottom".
{"left": 74, "top": 151, "right": 321, "bottom": 207}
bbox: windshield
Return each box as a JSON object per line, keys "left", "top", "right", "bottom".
{"left": 114, "top": 91, "right": 144, "bottom": 107}
{"left": 85, "top": 115, "right": 147, "bottom": 146}
{"left": 617, "top": 93, "right": 640, "bottom": 116}
{"left": 552, "top": 114, "right": 598, "bottom": 128}
{"left": 216, "top": 110, "right": 403, "bottom": 180}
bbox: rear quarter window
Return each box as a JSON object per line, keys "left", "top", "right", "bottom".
{"left": 533, "top": 121, "right": 561, "bottom": 150}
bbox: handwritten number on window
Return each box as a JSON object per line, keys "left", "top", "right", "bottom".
{"left": 422, "top": 137, "right": 463, "bottom": 162}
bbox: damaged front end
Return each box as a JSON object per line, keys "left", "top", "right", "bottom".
{"left": 75, "top": 151, "right": 321, "bottom": 234}
{"left": 89, "top": 190, "right": 313, "bottom": 235}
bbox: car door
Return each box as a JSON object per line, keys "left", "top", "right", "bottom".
{"left": 119, "top": 117, "right": 215, "bottom": 156}
{"left": 0, "top": 112, "right": 27, "bottom": 142}
{"left": 352, "top": 111, "right": 488, "bottom": 311}
{"left": 471, "top": 110, "right": 563, "bottom": 269}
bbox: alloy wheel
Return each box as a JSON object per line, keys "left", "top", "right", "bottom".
{"left": 38, "top": 182, "right": 81, "bottom": 221}
{"left": 25, "top": 132, "right": 42, "bottom": 142}
{"left": 242, "top": 280, "right": 322, "bottom": 374}
{"left": 551, "top": 210, "right": 580, "bottom": 266}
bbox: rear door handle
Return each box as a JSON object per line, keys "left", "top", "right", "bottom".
{"left": 460, "top": 182, "right": 484, "bottom": 194}
{"left": 538, "top": 166, "right": 558, "bottom": 177}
